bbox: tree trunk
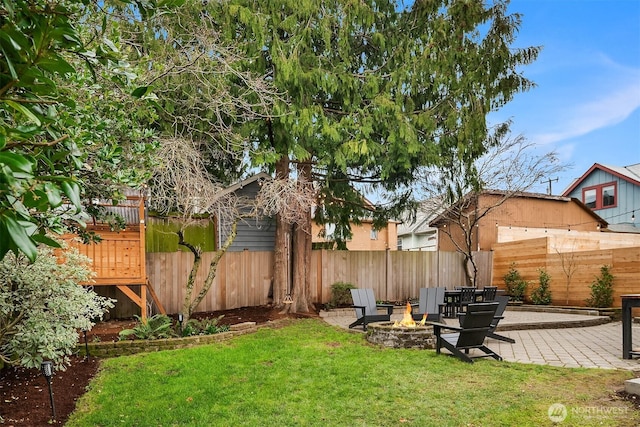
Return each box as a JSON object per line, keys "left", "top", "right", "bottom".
{"left": 273, "top": 154, "right": 291, "bottom": 307}
{"left": 180, "top": 222, "right": 237, "bottom": 323}
{"left": 282, "top": 162, "right": 313, "bottom": 313}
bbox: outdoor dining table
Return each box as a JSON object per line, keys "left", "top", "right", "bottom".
{"left": 442, "top": 289, "right": 503, "bottom": 318}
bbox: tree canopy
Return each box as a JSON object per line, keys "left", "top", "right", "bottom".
{"left": 0, "top": 0, "right": 160, "bottom": 261}
{"left": 210, "top": 0, "right": 540, "bottom": 308}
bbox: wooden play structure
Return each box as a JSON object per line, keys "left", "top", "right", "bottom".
{"left": 62, "top": 195, "right": 165, "bottom": 320}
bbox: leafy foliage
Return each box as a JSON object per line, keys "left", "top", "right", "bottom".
{"left": 118, "top": 314, "right": 177, "bottom": 340}
{"left": 531, "top": 268, "right": 552, "bottom": 305}
{"left": 181, "top": 316, "right": 230, "bottom": 337}
{"left": 0, "top": 0, "right": 161, "bottom": 261}
{"left": 326, "top": 282, "right": 357, "bottom": 309}
{"left": 503, "top": 262, "right": 528, "bottom": 303}
{"left": 586, "top": 265, "right": 615, "bottom": 308}
{"left": 0, "top": 244, "right": 114, "bottom": 369}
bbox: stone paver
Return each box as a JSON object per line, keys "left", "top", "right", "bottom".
{"left": 320, "top": 308, "right": 640, "bottom": 370}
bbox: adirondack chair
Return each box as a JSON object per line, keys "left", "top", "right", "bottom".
{"left": 457, "top": 296, "right": 515, "bottom": 344}
{"left": 349, "top": 288, "right": 394, "bottom": 331}
{"left": 411, "top": 287, "right": 445, "bottom": 322}
{"left": 487, "top": 295, "right": 516, "bottom": 343}
{"left": 432, "top": 302, "right": 502, "bottom": 363}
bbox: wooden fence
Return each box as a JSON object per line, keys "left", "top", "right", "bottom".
{"left": 101, "top": 250, "right": 491, "bottom": 317}
{"left": 492, "top": 237, "right": 640, "bottom": 308}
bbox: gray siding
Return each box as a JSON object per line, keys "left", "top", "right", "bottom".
{"left": 223, "top": 180, "right": 276, "bottom": 252}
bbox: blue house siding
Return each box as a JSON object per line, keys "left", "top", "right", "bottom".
{"left": 564, "top": 163, "right": 640, "bottom": 229}
{"left": 221, "top": 175, "right": 276, "bottom": 252}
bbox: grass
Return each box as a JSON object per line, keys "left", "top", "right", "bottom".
{"left": 67, "top": 319, "right": 638, "bottom": 427}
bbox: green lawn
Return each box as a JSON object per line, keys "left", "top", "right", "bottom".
{"left": 67, "top": 319, "right": 638, "bottom": 427}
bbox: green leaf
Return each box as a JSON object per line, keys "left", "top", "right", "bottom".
{"left": 131, "top": 86, "right": 150, "bottom": 98}
{"left": 4, "top": 100, "right": 41, "bottom": 126}
{"left": 44, "top": 182, "right": 63, "bottom": 207}
{"left": 0, "top": 152, "right": 34, "bottom": 174}
{"left": 4, "top": 214, "right": 37, "bottom": 262}
{"left": 61, "top": 180, "right": 82, "bottom": 209}
{"left": 31, "top": 233, "right": 62, "bottom": 248}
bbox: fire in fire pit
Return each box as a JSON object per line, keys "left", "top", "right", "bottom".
{"left": 366, "top": 302, "right": 436, "bottom": 349}
{"left": 393, "top": 302, "right": 426, "bottom": 328}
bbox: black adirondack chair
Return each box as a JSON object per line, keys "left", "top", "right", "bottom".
{"left": 349, "top": 289, "right": 394, "bottom": 331}
{"left": 487, "top": 295, "right": 516, "bottom": 343}
{"left": 411, "top": 287, "right": 445, "bottom": 322}
{"left": 432, "top": 302, "right": 502, "bottom": 363}
{"left": 458, "top": 296, "right": 515, "bottom": 344}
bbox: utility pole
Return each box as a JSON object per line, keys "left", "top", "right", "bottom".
{"left": 541, "top": 177, "right": 558, "bottom": 195}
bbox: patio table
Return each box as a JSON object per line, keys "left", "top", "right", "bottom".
{"left": 442, "top": 289, "right": 505, "bottom": 318}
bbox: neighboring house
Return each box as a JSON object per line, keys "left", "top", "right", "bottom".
{"left": 430, "top": 190, "right": 608, "bottom": 252}
{"left": 562, "top": 163, "right": 640, "bottom": 233}
{"left": 222, "top": 173, "right": 398, "bottom": 251}
{"left": 219, "top": 172, "right": 276, "bottom": 252}
{"left": 396, "top": 200, "right": 441, "bottom": 251}
{"left": 311, "top": 217, "right": 398, "bottom": 251}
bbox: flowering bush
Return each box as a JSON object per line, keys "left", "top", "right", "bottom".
{"left": 0, "top": 244, "right": 114, "bottom": 369}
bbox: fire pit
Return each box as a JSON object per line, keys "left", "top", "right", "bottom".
{"left": 365, "top": 302, "right": 436, "bottom": 349}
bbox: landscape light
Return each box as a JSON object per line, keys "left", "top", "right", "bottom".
{"left": 40, "top": 361, "right": 56, "bottom": 420}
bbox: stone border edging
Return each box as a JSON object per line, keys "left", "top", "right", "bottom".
{"left": 77, "top": 319, "right": 295, "bottom": 358}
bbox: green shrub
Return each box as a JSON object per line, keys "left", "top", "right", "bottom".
{"left": 0, "top": 244, "right": 114, "bottom": 369}
{"left": 586, "top": 265, "right": 615, "bottom": 308}
{"left": 119, "top": 314, "right": 176, "bottom": 340}
{"left": 531, "top": 268, "right": 552, "bottom": 305}
{"left": 326, "top": 282, "right": 357, "bottom": 309}
{"left": 503, "top": 262, "right": 528, "bottom": 302}
{"left": 181, "top": 315, "right": 230, "bottom": 336}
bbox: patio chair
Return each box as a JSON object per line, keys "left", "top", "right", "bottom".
{"left": 432, "top": 302, "right": 502, "bottom": 363}
{"left": 487, "top": 295, "right": 516, "bottom": 343}
{"left": 481, "top": 286, "right": 498, "bottom": 302}
{"left": 458, "top": 286, "right": 477, "bottom": 313}
{"left": 411, "top": 287, "right": 445, "bottom": 322}
{"left": 349, "top": 288, "right": 394, "bottom": 331}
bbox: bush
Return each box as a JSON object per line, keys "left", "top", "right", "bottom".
{"left": 0, "top": 245, "right": 114, "bottom": 369}
{"left": 119, "top": 314, "right": 176, "bottom": 340}
{"left": 181, "top": 315, "right": 230, "bottom": 337}
{"left": 326, "top": 282, "right": 357, "bottom": 309}
{"left": 586, "top": 265, "right": 615, "bottom": 308}
{"left": 503, "top": 262, "right": 528, "bottom": 302}
{"left": 531, "top": 268, "right": 552, "bottom": 305}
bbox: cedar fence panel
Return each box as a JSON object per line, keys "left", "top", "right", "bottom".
{"left": 112, "top": 250, "right": 484, "bottom": 317}
{"left": 492, "top": 237, "right": 640, "bottom": 308}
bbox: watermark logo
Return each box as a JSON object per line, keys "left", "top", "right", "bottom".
{"left": 548, "top": 403, "right": 567, "bottom": 423}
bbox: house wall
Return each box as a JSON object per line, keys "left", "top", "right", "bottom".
{"left": 311, "top": 220, "right": 398, "bottom": 251}
{"left": 224, "top": 180, "right": 277, "bottom": 252}
{"left": 565, "top": 169, "right": 640, "bottom": 226}
{"left": 398, "top": 231, "right": 437, "bottom": 251}
{"left": 437, "top": 195, "right": 602, "bottom": 252}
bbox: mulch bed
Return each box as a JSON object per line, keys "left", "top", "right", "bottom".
{"left": 0, "top": 305, "right": 318, "bottom": 426}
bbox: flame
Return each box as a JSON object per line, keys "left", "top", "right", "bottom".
{"left": 394, "top": 302, "right": 417, "bottom": 328}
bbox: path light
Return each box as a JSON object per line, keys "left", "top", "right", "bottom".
{"left": 83, "top": 329, "right": 89, "bottom": 359}
{"left": 40, "top": 361, "right": 56, "bottom": 420}
{"left": 178, "top": 313, "right": 184, "bottom": 334}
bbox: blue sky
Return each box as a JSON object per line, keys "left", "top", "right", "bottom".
{"left": 490, "top": 0, "right": 640, "bottom": 194}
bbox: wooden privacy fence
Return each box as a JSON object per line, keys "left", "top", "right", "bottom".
{"left": 104, "top": 250, "right": 491, "bottom": 317}
{"left": 492, "top": 237, "right": 640, "bottom": 308}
